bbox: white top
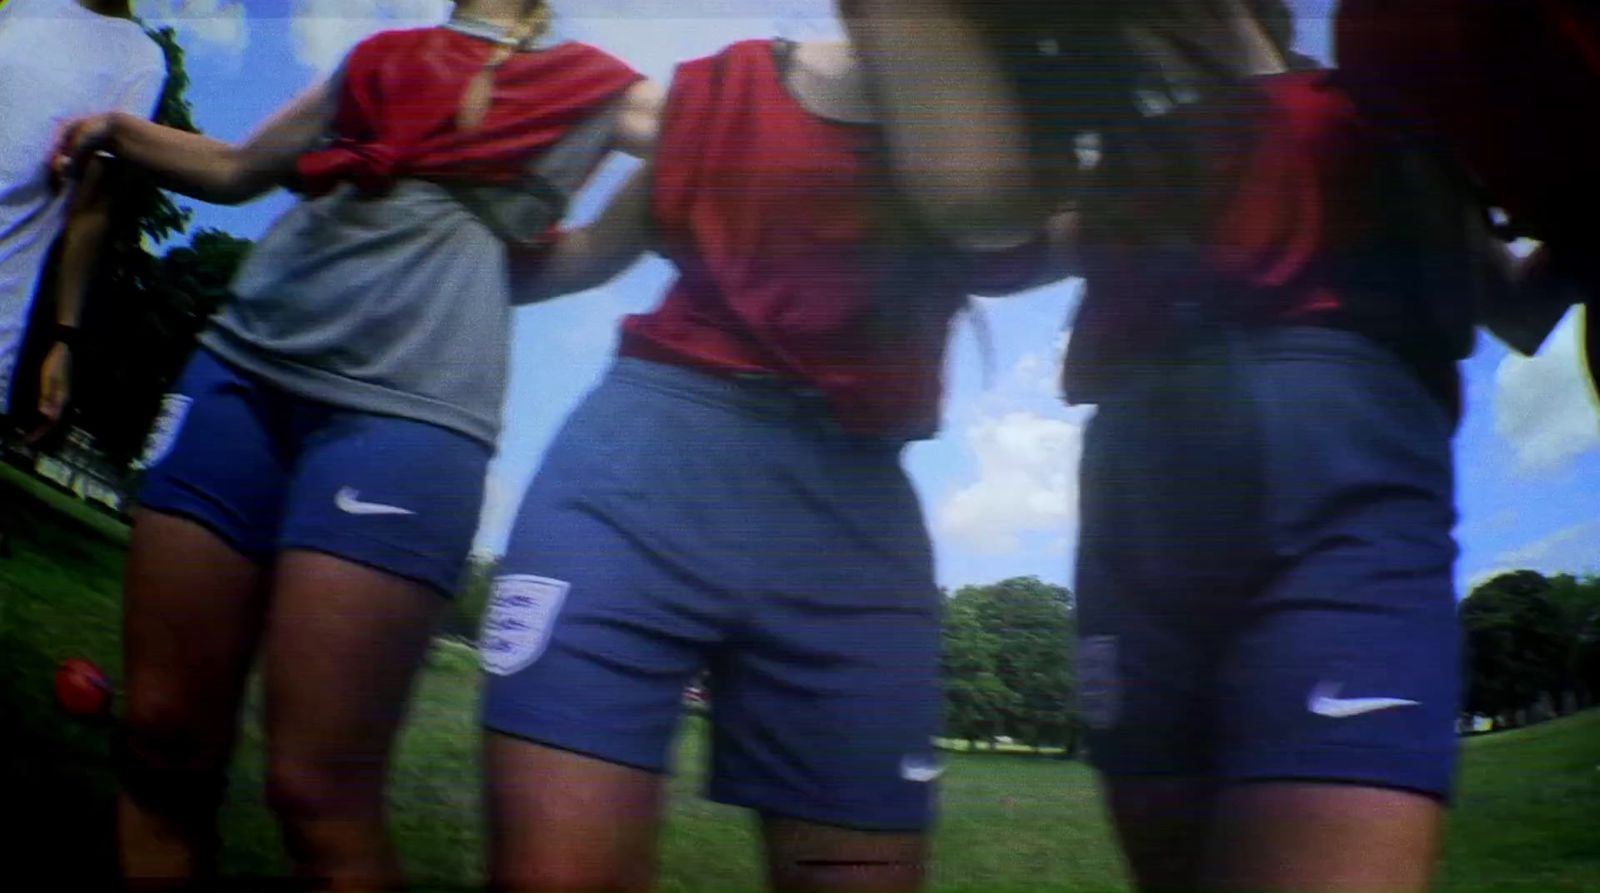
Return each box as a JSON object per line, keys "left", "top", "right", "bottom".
{"left": 0, "top": 0, "right": 164, "bottom": 412}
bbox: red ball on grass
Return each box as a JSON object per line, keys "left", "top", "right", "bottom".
{"left": 55, "top": 657, "right": 113, "bottom": 718}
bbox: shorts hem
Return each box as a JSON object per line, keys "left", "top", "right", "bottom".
{"left": 132, "top": 500, "right": 271, "bottom": 565}
{"left": 1084, "top": 756, "right": 1209, "bottom": 779}
{"left": 1219, "top": 743, "right": 1456, "bottom": 804}
{"left": 708, "top": 779, "right": 934, "bottom": 834}
{"left": 1090, "top": 742, "right": 1455, "bottom": 804}
{"left": 277, "top": 541, "right": 462, "bottom": 599}
{"left": 481, "top": 712, "right": 670, "bottom": 776}
{"left": 1222, "top": 774, "right": 1452, "bottom": 805}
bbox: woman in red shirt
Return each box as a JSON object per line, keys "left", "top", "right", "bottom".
{"left": 836, "top": 3, "right": 1573, "bottom": 892}
{"left": 476, "top": 4, "right": 1069, "bottom": 891}
{"left": 52, "top": 1, "right": 657, "bottom": 887}
{"left": 999, "top": 4, "right": 1563, "bottom": 893}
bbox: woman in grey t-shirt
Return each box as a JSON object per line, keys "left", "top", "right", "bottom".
{"left": 53, "top": 1, "right": 658, "bottom": 886}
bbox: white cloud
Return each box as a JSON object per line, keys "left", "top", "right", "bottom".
{"left": 140, "top": 0, "right": 250, "bottom": 56}
{"left": 1008, "top": 351, "right": 1056, "bottom": 398}
{"left": 289, "top": 0, "right": 452, "bottom": 74}
{"left": 1494, "top": 310, "right": 1600, "bottom": 475}
{"left": 934, "top": 321, "right": 1086, "bottom": 557}
{"left": 937, "top": 410, "right": 1086, "bottom": 555}
{"left": 995, "top": 326, "right": 1070, "bottom": 401}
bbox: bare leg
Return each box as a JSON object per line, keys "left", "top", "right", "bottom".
{"left": 260, "top": 550, "right": 446, "bottom": 891}
{"left": 117, "top": 511, "right": 268, "bottom": 885}
{"left": 1202, "top": 782, "right": 1444, "bottom": 893}
{"left": 484, "top": 734, "right": 666, "bottom": 893}
{"left": 762, "top": 816, "right": 928, "bottom": 893}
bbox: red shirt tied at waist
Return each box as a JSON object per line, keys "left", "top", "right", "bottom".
{"left": 621, "top": 39, "right": 1043, "bottom": 440}
{"left": 296, "top": 26, "right": 641, "bottom": 196}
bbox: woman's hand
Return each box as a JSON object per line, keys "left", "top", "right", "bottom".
{"left": 49, "top": 80, "right": 335, "bottom": 206}
{"left": 52, "top": 113, "right": 119, "bottom": 187}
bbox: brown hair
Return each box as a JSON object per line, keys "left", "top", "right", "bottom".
{"left": 959, "top": 0, "right": 1292, "bottom": 167}
{"left": 456, "top": 1, "right": 554, "bottom": 132}
{"left": 955, "top": 0, "right": 1297, "bottom": 248}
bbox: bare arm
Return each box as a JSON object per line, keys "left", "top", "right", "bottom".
{"left": 55, "top": 81, "right": 336, "bottom": 205}
{"left": 611, "top": 80, "right": 665, "bottom": 159}
{"left": 510, "top": 165, "right": 654, "bottom": 306}
{"left": 968, "top": 209, "right": 1081, "bottom": 298}
{"left": 53, "top": 158, "right": 113, "bottom": 336}
{"left": 30, "top": 158, "right": 117, "bottom": 428}
{"left": 850, "top": 0, "right": 1042, "bottom": 251}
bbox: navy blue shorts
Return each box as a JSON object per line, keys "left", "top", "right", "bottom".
{"left": 481, "top": 359, "right": 944, "bottom": 832}
{"left": 1074, "top": 327, "right": 1463, "bottom": 801}
{"left": 136, "top": 349, "right": 491, "bottom": 595}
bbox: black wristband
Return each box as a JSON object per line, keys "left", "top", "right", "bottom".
{"left": 51, "top": 324, "right": 82, "bottom": 348}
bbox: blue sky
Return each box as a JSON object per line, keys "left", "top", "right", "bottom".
{"left": 132, "top": 0, "right": 1599, "bottom": 592}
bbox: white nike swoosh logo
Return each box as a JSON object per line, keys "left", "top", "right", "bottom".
{"left": 334, "top": 487, "right": 415, "bottom": 517}
{"left": 1308, "top": 683, "right": 1421, "bottom": 719}
{"left": 900, "top": 759, "right": 945, "bottom": 783}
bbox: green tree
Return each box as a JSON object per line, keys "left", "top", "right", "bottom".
{"left": 90, "top": 25, "right": 199, "bottom": 301}
{"left": 941, "top": 591, "right": 1019, "bottom": 748}
{"left": 943, "top": 577, "right": 1079, "bottom": 754}
{"left": 1544, "top": 573, "right": 1600, "bottom": 709}
{"left": 75, "top": 228, "right": 252, "bottom": 464}
{"left": 133, "top": 25, "right": 199, "bottom": 240}
{"left": 1461, "top": 571, "right": 1570, "bottom": 727}
{"left": 1578, "top": 605, "right": 1600, "bottom": 710}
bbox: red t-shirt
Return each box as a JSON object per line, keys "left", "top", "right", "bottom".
{"left": 1065, "top": 70, "right": 1454, "bottom": 402}
{"left": 621, "top": 40, "right": 1039, "bottom": 439}
{"left": 296, "top": 26, "right": 641, "bottom": 195}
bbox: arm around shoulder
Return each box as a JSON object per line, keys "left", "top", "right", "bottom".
{"left": 56, "top": 80, "right": 337, "bottom": 206}
{"left": 509, "top": 163, "right": 656, "bottom": 306}
{"left": 612, "top": 80, "right": 666, "bottom": 159}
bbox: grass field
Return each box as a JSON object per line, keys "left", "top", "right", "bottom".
{"left": 3, "top": 464, "right": 1598, "bottom": 891}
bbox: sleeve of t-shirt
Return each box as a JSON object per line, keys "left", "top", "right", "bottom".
{"left": 318, "top": 35, "right": 386, "bottom": 144}
{"left": 650, "top": 54, "right": 720, "bottom": 256}
{"left": 115, "top": 40, "right": 168, "bottom": 120}
{"left": 571, "top": 43, "right": 644, "bottom": 90}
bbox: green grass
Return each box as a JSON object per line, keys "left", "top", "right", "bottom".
{"left": 1439, "top": 710, "right": 1600, "bottom": 892}
{"left": 3, "top": 471, "right": 1597, "bottom": 891}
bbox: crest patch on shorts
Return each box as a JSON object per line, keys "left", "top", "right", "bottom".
{"left": 1077, "top": 635, "right": 1122, "bottom": 730}
{"left": 137, "top": 394, "right": 194, "bottom": 471}
{"left": 480, "top": 575, "right": 571, "bottom": 676}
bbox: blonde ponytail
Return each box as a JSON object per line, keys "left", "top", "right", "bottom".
{"left": 457, "top": 1, "right": 553, "bottom": 132}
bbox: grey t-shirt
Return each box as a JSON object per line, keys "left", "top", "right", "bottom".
{"left": 202, "top": 23, "right": 620, "bottom": 446}
{"left": 202, "top": 179, "right": 515, "bottom": 445}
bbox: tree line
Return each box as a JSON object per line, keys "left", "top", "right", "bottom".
{"left": 1462, "top": 570, "right": 1600, "bottom": 728}
{"left": 939, "top": 569, "right": 1600, "bottom": 753}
